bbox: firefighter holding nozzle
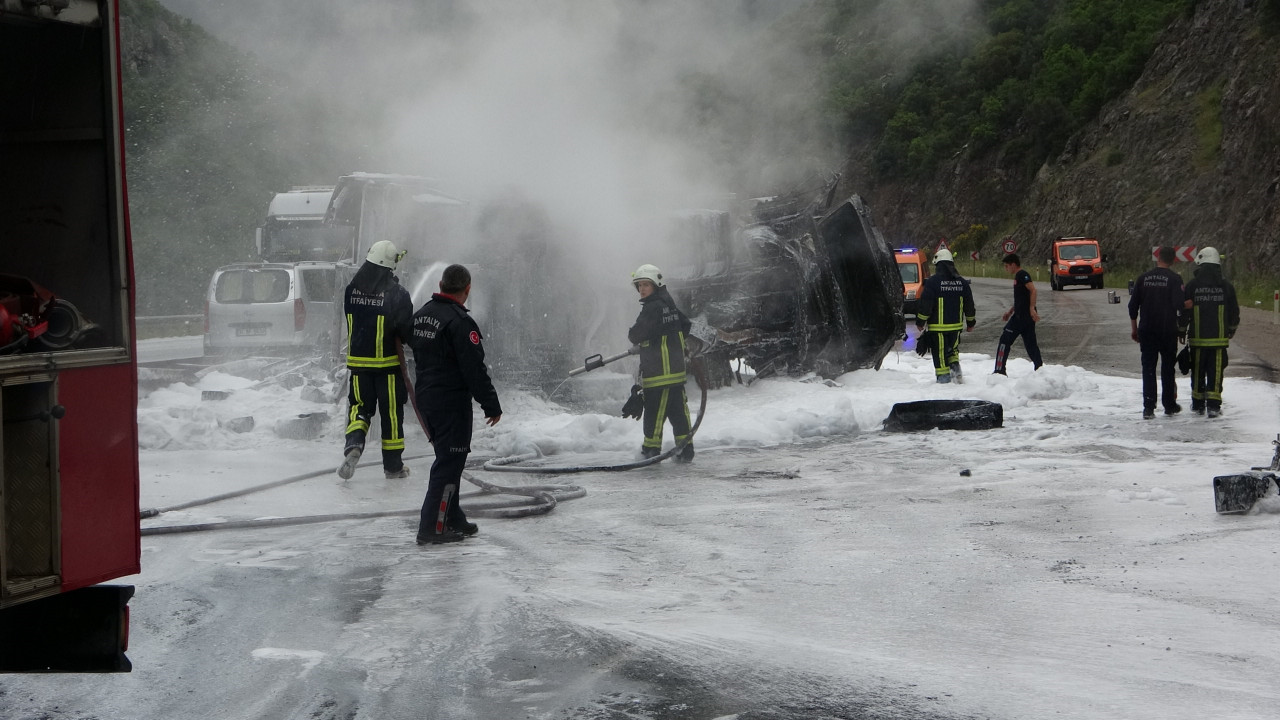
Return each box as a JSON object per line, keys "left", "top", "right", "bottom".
{"left": 625, "top": 264, "right": 695, "bottom": 461}
{"left": 914, "top": 249, "right": 976, "bottom": 384}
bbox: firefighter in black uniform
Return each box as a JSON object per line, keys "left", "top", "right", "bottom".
{"left": 408, "top": 264, "right": 502, "bottom": 545}
{"left": 1178, "top": 246, "right": 1239, "bottom": 418}
{"left": 337, "top": 240, "right": 414, "bottom": 481}
{"left": 627, "top": 264, "right": 694, "bottom": 461}
{"left": 914, "top": 249, "right": 976, "bottom": 384}
{"left": 1129, "top": 246, "right": 1185, "bottom": 418}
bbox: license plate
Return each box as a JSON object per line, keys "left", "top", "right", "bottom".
{"left": 234, "top": 326, "right": 269, "bottom": 337}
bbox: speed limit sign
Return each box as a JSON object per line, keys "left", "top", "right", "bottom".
{"left": 1001, "top": 238, "right": 1018, "bottom": 254}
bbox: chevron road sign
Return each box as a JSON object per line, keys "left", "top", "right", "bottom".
{"left": 1151, "top": 246, "right": 1197, "bottom": 262}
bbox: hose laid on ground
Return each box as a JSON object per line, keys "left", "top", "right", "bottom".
{"left": 482, "top": 357, "right": 709, "bottom": 474}
{"left": 139, "top": 351, "right": 706, "bottom": 535}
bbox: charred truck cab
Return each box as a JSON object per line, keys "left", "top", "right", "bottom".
{"left": 1, "top": 0, "right": 138, "bottom": 672}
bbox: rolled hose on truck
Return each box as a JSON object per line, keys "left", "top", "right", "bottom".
{"left": 138, "top": 352, "right": 708, "bottom": 535}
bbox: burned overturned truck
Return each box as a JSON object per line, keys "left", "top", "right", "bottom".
{"left": 664, "top": 184, "right": 905, "bottom": 383}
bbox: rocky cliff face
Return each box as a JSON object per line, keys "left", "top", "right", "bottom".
{"left": 846, "top": 0, "right": 1280, "bottom": 278}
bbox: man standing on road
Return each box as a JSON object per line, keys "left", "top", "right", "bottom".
{"left": 915, "top": 249, "right": 976, "bottom": 384}
{"left": 1129, "top": 246, "right": 1185, "bottom": 419}
{"left": 408, "top": 264, "right": 502, "bottom": 545}
{"left": 993, "top": 253, "right": 1043, "bottom": 375}
{"left": 1178, "top": 247, "right": 1239, "bottom": 418}
{"left": 337, "top": 240, "right": 414, "bottom": 481}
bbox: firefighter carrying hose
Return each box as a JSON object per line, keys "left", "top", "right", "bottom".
{"left": 1178, "top": 246, "right": 1239, "bottom": 418}
{"left": 914, "top": 249, "right": 976, "bottom": 384}
{"left": 336, "top": 240, "right": 414, "bottom": 480}
{"left": 627, "top": 264, "right": 695, "bottom": 461}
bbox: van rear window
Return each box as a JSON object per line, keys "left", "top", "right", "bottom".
{"left": 214, "top": 269, "right": 291, "bottom": 303}
{"left": 300, "top": 268, "right": 337, "bottom": 302}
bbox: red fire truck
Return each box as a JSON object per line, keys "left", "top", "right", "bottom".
{"left": 1, "top": 0, "right": 138, "bottom": 672}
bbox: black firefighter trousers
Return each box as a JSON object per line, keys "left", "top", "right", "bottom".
{"left": 345, "top": 368, "right": 407, "bottom": 473}
{"left": 416, "top": 400, "right": 472, "bottom": 537}
{"left": 1190, "top": 345, "right": 1229, "bottom": 411}
{"left": 994, "top": 313, "right": 1043, "bottom": 375}
{"left": 1139, "top": 334, "right": 1179, "bottom": 412}
{"left": 641, "top": 382, "right": 691, "bottom": 452}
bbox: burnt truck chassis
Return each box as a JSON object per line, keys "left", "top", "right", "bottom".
{"left": 666, "top": 186, "right": 905, "bottom": 385}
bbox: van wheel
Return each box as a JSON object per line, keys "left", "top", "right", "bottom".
{"left": 1050, "top": 276, "right": 1060, "bottom": 291}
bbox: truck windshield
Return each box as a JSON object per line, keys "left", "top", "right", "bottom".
{"left": 262, "top": 222, "right": 353, "bottom": 262}
{"left": 1059, "top": 245, "right": 1099, "bottom": 260}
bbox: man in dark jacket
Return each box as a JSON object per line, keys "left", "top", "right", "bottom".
{"left": 1178, "top": 246, "right": 1239, "bottom": 418}
{"left": 337, "top": 240, "right": 414, "bottom": 481}
{"left": 1129, "top": 246, "right": 1184, "bottom": 419}
{"left": 627, "top": 263, "right": 694, "bottom": 461}
{"left": 915, "top": 249, "right": 977, "bottom": 384}
{"left": 408, "top": 264, "right": 502, "bottom": 544}
{"left": 993, "top": 253, "right": 1043, "bottom": 375}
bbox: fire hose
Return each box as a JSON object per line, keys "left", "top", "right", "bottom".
{"left": 141, "top": 345, "right": 701, "bottom": 535}
{"left": 483, "top": 349, "right": 708, "bottom": 474}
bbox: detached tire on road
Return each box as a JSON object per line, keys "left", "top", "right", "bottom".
{"left": 882, "top": 399, "right": 1004, "bottom": 432}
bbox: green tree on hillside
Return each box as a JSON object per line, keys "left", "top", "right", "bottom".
{"left": 829, "top": 0, "right": 1192, "bottom": 180}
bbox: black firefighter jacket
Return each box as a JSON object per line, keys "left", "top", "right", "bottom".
{"left": 627, "top": 286, "right": 692, "bottom": 389}
{"left": 408, "top": 294, "right": 502, "bottom": 417}
{"left": 344, "top": 276, "right": 414, "bottom": 371}
{"left": 1128, "top": 266, "right": 1183, "bottom": 342}
{"left": 1179, "top": 266, "right": 1240, "bottom": 349}
{"left": 915, "top": 268, "right": 976, "bottom": 332}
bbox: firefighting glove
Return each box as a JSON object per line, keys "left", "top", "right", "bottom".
{"left": 915, "top": 331, "right": 931, "bottom": 357}
{"left": 621, "top": 385, "right": 644, "bottom": 420}
{"left": 1176, "top": 346, "right": 1191, "bottom": 375}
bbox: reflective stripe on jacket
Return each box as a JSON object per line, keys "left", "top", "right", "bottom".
{"left": 1180, "top": 267, "right": 1239, "bottom": 348}
{"left": 627, "top": 286, "right": 692, "bottom": 388}
{"left": 344, "top": 280, "right": 413, "bottom": 369}
{"left": 915, "top": 268, "right": 975, "bottom": 332}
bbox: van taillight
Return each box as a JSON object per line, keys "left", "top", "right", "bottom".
{"left": 294, "top": 298, "right": 305, "bottom": 331}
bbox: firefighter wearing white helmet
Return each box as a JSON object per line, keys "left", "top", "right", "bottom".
{"left": 1178, "top": 245, "right": 1239, "bottom": 417}
{"left": 337, "top": 240, "right": 415, "bottom": 480}
{"left": 631, "top": 263, "right": 664, "bottom": 287}
{"left": 914, "top": 248, "right": 976, "bottom": 383}
{"left": 1194, "top": 246, "right": 1221, "bottom": 266}
{"left": 626, "top": 264, "right": 695, "bottom": 461}
{"left": 366, "top": 239, "right": 407, "bottom": 269}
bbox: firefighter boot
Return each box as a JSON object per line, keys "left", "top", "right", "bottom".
{"left": 337, "top": 446, "right": 362, "bottom": 480}
{"left": 949, "top": 362, "right": 964, "bottom": 384}
{"left": 452, "top": 520, "right": 479, "bottom": 536}
{"left": 416, "top": 529, "right": 465, "bottom": 545}
{"left": 936, "top": 373, "right": 952, "bottom": 384}
{"left": 385, "top": 466, "right": 411, "bottom": 479}
{"left": 675, "top": 442, "right": 695, "bottom": 463}
{"left": 639, "top": 447, "right": 661, "bottom": 459}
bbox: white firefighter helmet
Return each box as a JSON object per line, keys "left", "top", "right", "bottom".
{"left": 631, "top": 263, "right": 664, "bottom": 287}
{"left": 934, "top": 249, "right": 954, "bottom": 264}
{"left": 1195, "top": 246, "right": 1221, "bottom": 265}
{"left": 366, "top": 240, "right": 406, "bottom": 269}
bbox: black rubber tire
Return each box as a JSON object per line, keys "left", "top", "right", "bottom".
{"left": 882, "top": 399, "right": 1004, "bottom": 432}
